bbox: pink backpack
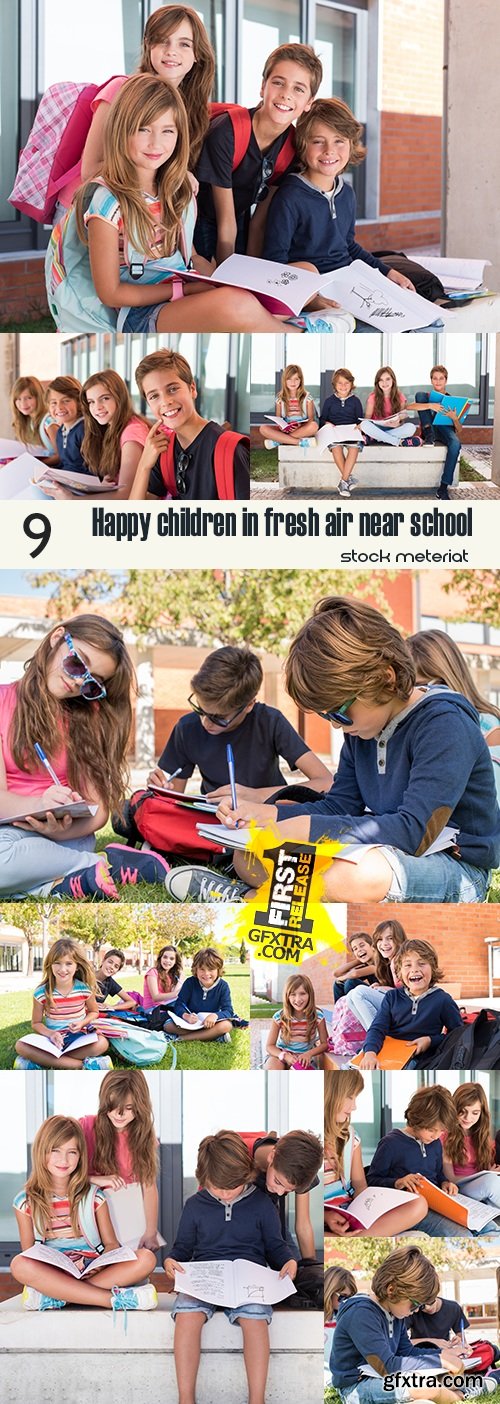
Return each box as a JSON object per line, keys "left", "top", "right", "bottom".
{"left": 327, "top": 998, "right": 366, "bottom": 1058}
{"left": 9, "top": 77, "right": 123, "bottom": 223}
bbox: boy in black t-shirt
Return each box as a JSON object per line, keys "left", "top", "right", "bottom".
{"left": 194, "top": 43, "right": 323, "bottom": 265}
{"left": 409, "top": 1295, "right": 469, "bottom": 1348}
{"left": 95, "top": 950, "right": 138, "bottom": 1009}
{"left": 130, "top": 350, "right": 249, "bottom": 501}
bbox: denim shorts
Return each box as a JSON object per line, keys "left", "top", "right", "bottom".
{"left": 121, "top": 302, "right": 164, "bottom": 332}
{"left": 381, "top": 846, "right": 491, "bottom": 903}
{"left": 341, "top": 1380, "right": 411, "bottom": 1404}
{"left": 171, "top": 1292, "right": 272, "bottom": 1326}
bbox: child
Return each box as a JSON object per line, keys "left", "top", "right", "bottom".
{"left": 162, "top": 947, "right": 235, "bottom": 1043}
{"left": 259, "top": 364, "right": 318, "bottom": 449}
{"left": 265, "top": 973, "right": 329, "bottom": 1069}
{"left": 367, "top": 1085, "right": 499, "bottom": 1238}
{"left": 164, "top": 1130, "right": 297, "bottom": 1404}
{"left": 10, "top": 375, "right": 59, "bottom": 465}
{"left": 0, "top": 613, "right": 170, "bottom": 900}
{"left": 80, "top": 1070, "right": 161, "bottom": 1252}
{"left": 441, "top": 1083, "right": 500, "bottom": 1217}
{"left": 262, "top": 98, "right": 414, "bottom": 295}
{"left": 363, "top": 367, "right": 420, "bottom": 446}
{"left": 408, "top": 628, "right": 500, "bottom": 791}
{"left": 15, "top": 938, "right": 111, "bottom": 1070}
{"left": 330, "top": 1244, "right": 464, "bottom": 1404}
{"left": 345, "top": 919, "right": 406, "bottom": 1028}
{"left": 324, "top": 1070, "right": 427, "bottom": 1237}
{"left": 47, "top": 75, "right": 297, "bottom": 335}
{"left": 359, "top": 939, "right": 463, "bottom": 1069}
{"left": 216, "top": 596, "right": 500, "bottom": 905}
{"left": 194, "top": 44, "right": 323, "bottom": 265}
{"left": 11, "top": 1115, "right": 157, "bottom": 1311}
{"left": 319, "top": 369, "right": 364, "bottom": 496}
{"left": 409, "top": 1295, "right": 470, "bottom": 1350}
{"left": 251, "top": 1130, "right": 323, "bottom": 1266}
{"left": 412, "top": 364, "right": 464, "bottom": 500}
{"left": 143, "top": 945, "right": 183, "bottom": 1011}
{"left": 95, "top": 950, "right": 138, "bottom": 1010}
{"left": 333, "top": 931, "right": 376, "bottom": 1003}
{"left": 46, "top": 377, "right": 87, "bottom": 475}
{"left": 324, "top": 1265, "right": 357, "bottom": 1321}
{"left": 129, "top": 350, "right": 250, "bottom": 500}
{"left": 41, "top": 371, "right": 150, "bottom": 501}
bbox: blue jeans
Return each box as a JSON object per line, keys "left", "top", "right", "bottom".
{"left": 340, "top": 1379, "right": 412, "bottom": 1404}
{"left": 171, "top": 1292, "right": 272, "bottom": 1325}
{"left": 334, "top": 976, "right": 370, "bottom": 1003}
{"left": 415, "top": 392, "right": 461, "bottom": 485}
{"left": 381, "top": 846, "right": 491, "bottom": 903}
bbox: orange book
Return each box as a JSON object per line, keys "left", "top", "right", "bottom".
{"left": 352, "top": 1036, "right": 418, "bottom": 1070}
{"left": 414, "top": 1176, "right": 495, "bottom": 1232}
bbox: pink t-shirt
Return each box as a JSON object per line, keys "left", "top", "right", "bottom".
{"left": 365, "top": 391, "right": 406, "bottom": 418}
{"left": 57, "top": 74, "right": 128, "bottom": 210}
{"left": 120, "top": 417, "right": 150, "bottom": 450}
{"left": 80, "top": 1113, "right": 135, "bottom": 1183}
{"left": 0, "top": 681, "right": 69, "bottom": 796}
{"left": 441, "top": 1130, "right": 494, "bottom": 1177}
{"left": 142, "top": 967, "right": 181, "bottom": 1012}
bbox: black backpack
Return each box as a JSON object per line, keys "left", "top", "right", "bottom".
{"left": 284, "top": 1258, "right": 324, "bottom": 1310}
{"left": 373, "top": 250, "right": 446, "bottom": 303}
{"left": 421, "top": 1009, "right": 500, "bottom": 1069}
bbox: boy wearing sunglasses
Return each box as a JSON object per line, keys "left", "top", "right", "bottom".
{"left": 130, "top": 350, "right": 249, "bottom": 501}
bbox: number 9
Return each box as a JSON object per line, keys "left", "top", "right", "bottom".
{"left": 23, "top": 514, "right": 51, "bottom": 559}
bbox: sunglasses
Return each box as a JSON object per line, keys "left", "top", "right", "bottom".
{"left": 255, "top": 155, "right": 275, "bottom": 203}
{"left": 175, "top": 449, "right": 191, "bottom": 496}
{"left": 318, "top": 696, "right": 357, "bottom": 726}
{"left": 62, "top": 632, "right": 107, "bottom": 701}
{"left": 188, "top": 693, "right": 248, "bottom": 729}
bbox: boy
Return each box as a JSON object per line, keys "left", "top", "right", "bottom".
{"left": 213, "top": 597, "right": 500, "bottom": 906}
{"left": 252, "top": 1130, "right": 322, "bottom": 1300}
{"left": 331, "top": 1245, "right": 464, "bottom": 1404}
{"left": 410, "top": 365, "right": 464, "bottom": 501}
{"left": 95, "top": 949, "right": 137, "bottom": 1009}
{"left": 358, "top": 940, "right": 462, "bottom": 1067}
{"left": 333, "top": 931, "right": 376, "bottom": 1003}
{"left": 162, "top": 947, "right": 235, "bottom": 1043}
{"left": 409, "top": 1295, "right": 470, "bottom": 1350}
{"left": 130, "top": 350, "right": 249, "bottom": 501}
{"left": 164, "top": 1130, "right": 296, "bottom": 1404}
{"left": 367, "top": 1086, "right": 497, "bottom": 1238}
{"left": 262, "top": 98, "right": 414, "bottom": 296}
{"left": 319, "top": 369, "right": 364, "bottom": 497}
{"left": 194, "top": 44, "right": 323, "bottom": 265}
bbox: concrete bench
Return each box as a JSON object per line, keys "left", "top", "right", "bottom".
{"left": 0, "top": 1293, "right": 323, "bottom": 1404}
{"left": 278, "top": 444, "right": 450, "bottom": 492}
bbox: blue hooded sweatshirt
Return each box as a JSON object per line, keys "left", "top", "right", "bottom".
{"left": 262, "top": 173, "right": 389, "bottom": 276}
{"left": 367, "top": 1128, "right": 444, "bottom": 1190}
{"left": 330, "top": 1294, "right": 441, "bottom": 1389}
{"left": 170, "top": 1184, "right": 292, "bottom": 1270}
{"left": 363, "top": 986, "right": 463, "bottom": 1054}
{"left": 170, "top": 975, "right": 234, "bottom": 1022}
{"left": 276, "top": 690, "right": 500, "bottom": 871}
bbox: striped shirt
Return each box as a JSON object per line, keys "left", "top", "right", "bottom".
{"left": 33, "top": 979, "right": 91, "bottom": 1030}
{"left": 273, "top": 1007, "right": 324, "bottom": 1055}
{"left": 13, "top": 1188, "right": 105, "bottom": 1258}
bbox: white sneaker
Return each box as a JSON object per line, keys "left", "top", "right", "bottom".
{"left": 263, "top": 439, "right": 276, "bottom": 450}
{"left": 337, "top": 480, "right": 351, "bottom": 496}
{"left": 347, "top": 475, "right": 359, "bottom": 488}
{"left": 22, "top": 1286, "right": 65, "bottom": 1311}
{"left": 111, "top": 1284, "right": 158, "bottom": 1312}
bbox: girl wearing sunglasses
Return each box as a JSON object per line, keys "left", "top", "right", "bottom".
{"left": 0, "top": 615, "right": 170, "bottom": 899}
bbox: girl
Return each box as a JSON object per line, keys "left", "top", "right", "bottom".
{"left": 408, "top": 627, "right": 500, "bottom": 754}
{"left": 259, "top": 365, "right": 318, "bottom": 449}
{"left": 442, "top": 1083, "right": 500, "bottom": 1218}
{"left": 49, "top": 75, "right": 300, "bottom": 334}
{"left": 10, "top": 376, "right": 59, "bottom": 465}
{"left": 265, "top": 973, "right": 329, "bottom": 1069}
{"left": 319, "top": 369, "right": 363, "bottom": 497}
{"left": 46, "top": 377, "right": 87, "bottom": 475}
{"left": 80, "top": 1070, "right": 161, "bottom": 1252}
{"left": 359, "top": 940, "right": 463, "bottom": 1070}
{"left": 363, "top": 366, "right": 420, "bottom": 446}
{"left": 0, "top": 613, "right": 169, "bottom": 900}
{"left": 15, "top": 938, "right": 111, "bottom": 1070}
{"left": 324, "top": 1266, "right": 357, "bottom": 1322}
{"left": 324, "top": 1070, "right": 427, "bottom": 1237}
{"left": 345, "top": 920, "right": 406, "bottom": 1030}
{"left": 143, "top": 945, "right": 183, "bottom": 1012}
{"left": 11, "top": 1115, "right": 156, "bottom": 1310}
{"left": 41, "top": 371, "right": 150, "bottom": 501}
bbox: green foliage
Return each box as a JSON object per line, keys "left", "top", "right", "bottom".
{"left": 446, "top": 571, "right": 500, "bottom": 627}
{"left": 325, "top": 1236, "right": 492, "bottom": 1274}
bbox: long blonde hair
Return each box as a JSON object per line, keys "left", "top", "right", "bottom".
{"left": 279, "top": 364, "right": 308, "bottom": 413}
{"left": 41, "top": 938, "right": 96, "bottom": 1000}
{"left": 140, "top": 5, "right": 215, "bottom": 166}
{"left": 324, "top": 1266, "right": 357, "bottom": 1321}
{"left": 93, "top": 1071, "right": 158, "bottom": 1185}
{"left": 324, "top": 1069, "right": 364, "bottom": 1177}
{"left": 25, "top": 1117, "right": 90, "bottom": 1238}
{"left": 279, "top": 974, "right": 318, "bottom": 1045}
{"left": 76, "top": 74, "right": 192, "bottom": 258}
{"left": 408, "top": 629, "right": 500, "bottom": 723}
{"left": 10, "top": 376, "right": 48, "bottom": 446}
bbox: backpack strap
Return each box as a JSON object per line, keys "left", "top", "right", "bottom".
{"left": 209, "top": 103, "right": 253, "bottom": 171}
{"left": 159, "top": 435, "right": 177, "bottom": 496}
{"left": 78, "top": 1185, "right": 103, "bottom": 1250}
{"left": 272, "top": 128, "right": 296, "bottom": 180}
{"left": 159, "top": 429, "right": 247, "bottom": 500}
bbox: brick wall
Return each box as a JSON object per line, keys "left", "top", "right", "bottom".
{"left": 0, "top": 255, "right": 49, "bottom": 323}
{"left": 381, "top": 0, "right": 444, "bottom": 115}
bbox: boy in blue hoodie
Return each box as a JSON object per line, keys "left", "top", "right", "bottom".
{"left": 214, "top": 597, "right": 500, "bottom": 905}
{"left": 331, "top": 1244, "right": 464, "bottom": 1404}
{"left": 162, "top": 947, "right": 235, "bottom": 1044}
{"left": 164, "top": 1130, "right": 296, "bottom": 1404}
{"left": 359, "top": 940, "right": 462, "bottom": 1068}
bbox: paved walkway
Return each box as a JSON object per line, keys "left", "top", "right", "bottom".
{"left": 251, "top": 445, "right": 500, "bottom": 500}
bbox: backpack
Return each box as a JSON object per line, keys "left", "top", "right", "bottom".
{"left": 326, "top": 997, "right": 366, "bottom": 1058}
{"left": 209, "top": 104, "right": 296, "bottom": 179}
{"left": 373, "top": 250, "right": 446, "bottom": 304}
{"left": 128, "top": 788, "right": 227, "bottom": 860}
{"left": 159, "top": 429, "right": 249, "bottom": 500}
{"left": 463, "top": 1340, "right": 497, "bottom": 1373}
{"left": 421, "top": 1009, "right": 500, "bottom": 1069}
{"left": 9, "top": 77, "right": 123, "bottom": 223}
{"left": 107, "top": 1026, "right": 173, "bottom": 1067}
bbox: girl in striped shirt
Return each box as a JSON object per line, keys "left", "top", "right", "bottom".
{"left": 266, "top": 973, "right": 329, "bottom": 1069}
{"left": 15, "top": 939, "right": 111, "bottom": 1070}
{"left": 11, "top": 1115, "right": 157, "bottom": 1312}
{"left": 259, "top": 364, "right": 319, "bottom": 449}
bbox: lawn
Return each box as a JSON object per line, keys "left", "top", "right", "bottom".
{"left": 325, "top": 1385, "right": 500, "bottom": 1403}
{"left": 251, "top": 446, "right": 278, "bottom": 481}
{"left": 0, "top": 969, "right": 250, "bottom": 1071}
{"left": 0, "top": 316, "right": 54, "bottom": 332}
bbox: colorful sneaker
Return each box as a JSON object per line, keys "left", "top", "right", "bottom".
{"left": 14, "top": 1057, "right": 40, "bottom": 1070}
{"left": 165, "top": 865, "right": 249, "bottom": 903}
{"left": 83, "top": 1056, "right": 114, "bottom": 1070}
{"left": 22, "top": 1286, "right": 65, "bottom": 1311}
{"left": 263, "top": 439, "right": 276, "bottom": 450}
{"left": 51, "top": 857, "right": 119, "bottom": 901}
{"left": 337, "top": 480, "right": 351, "bottom": 496}
{"left": 111, "top": 1283, "right": 158, "bottom": 1330}
{"left": 105, "top": 844, "right": 170, "bottom": 888}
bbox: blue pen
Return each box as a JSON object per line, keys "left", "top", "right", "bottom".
{"left": 226, "top": 743, "right": 238, "bottom": 812}
{"left": 34, "top": 742, "right": 61, "bottom": 787}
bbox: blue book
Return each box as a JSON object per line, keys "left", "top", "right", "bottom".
{"left": 429, "top": 391, "right": 471, "bottom": 425}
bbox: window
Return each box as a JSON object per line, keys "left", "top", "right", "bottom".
{"left": 0, "top": 0, "right": 19, "bottom": 222}
{"left": 40, "top": 0, "right": 143, "bottom": 87}
{"left": 240, "top": 0, "right": 301, "bottom": 106}
{"left": 442, "top": 334, "right": 481, "bottom": 420}
{"left": 0, "top": 944, "right": 22, "bottom": 973}
{"left": 0, "top": 1073, "right": 29, "bottom": 1243}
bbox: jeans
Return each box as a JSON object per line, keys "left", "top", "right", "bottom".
{"left": 0, "top": 828, "right": 99, "bottom": 898}
{"left": 382, "top": 846, "right": 491, "bottom": 903}
{"left": 346, "top": 986, "right": 387, "bottom": 1028}
{"left": 334, "top": 976, "right": 371, "bottom": 1003}
{"left": 340, "top": 1378, "right": 412, "bottom": 1404}
{"left": 415, "top": 391, "right": 461, "bottom": 485}
{"left": 457, "top": 1171, "right": 500, "bottom": 1214}
{"left": 171, "top": 1292, "right": 272, "bottom": 1325}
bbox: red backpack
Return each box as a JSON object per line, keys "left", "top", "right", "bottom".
{"left": 209, "top": 103, "right": 296, "bottom": 178}
{"left": 159, "top": 429, "right": 249, "bottom": 500}
{"left": 128, "top": 789, "right": 227, "bottom": 860}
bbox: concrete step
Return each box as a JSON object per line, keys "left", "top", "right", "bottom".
{"left": 278, "top": 445, "right": 450, "bottom": 490}
{"left": 1, "top": 1294, "right": 323, "bottom": 1404}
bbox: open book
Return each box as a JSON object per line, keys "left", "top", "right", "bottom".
{"left": 32, "top": 466, "right": 118, "bottom": 495}
{"left": 167, "top": 1010, "right": 210, "bottom": 1031}
{"left": 20, "top": 1240, "right": 137, "bottom": 1278}
{"left": 324, "top": 1184, "right": 421, "bottom": 1231}
{"left": 0, "top": 451, "right": 53, "bottom": 499}
{"left": 196, "top": 823, "right": 459, "bottom": 858}
{"left": 415, "top": 256, "right": 491, "bottom": 291}
{"left": 315, "top": 423, "right": 363, "bottom": 450}
{"left": 352, "top": 1036, "right": 418, "bottom": 1070}
{"left": 264, "top": 415, "right": 308, "bottom": 432}
{"left": 0, "top": 800, "right": 98, "bottom": 826}
{"left": 0, "top": 438, "right": 48, "bottom": 459}
{"left": 20, "top": 1029, "right": 99, "bottom": 1057}
{"left": 104, "top": 1182, "right": 166, "bottom": 1251}
{"left": 174, "top": 1258, "right": 296, "bottom": 1308}
{"left": 149, "top": 787, "right": 217, "bottom": 812}
{"left": 415, "top": 1175, "right": 498, "bottom": 1231}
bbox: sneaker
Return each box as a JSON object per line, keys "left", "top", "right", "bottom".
{"left": 302, "top": 310, "right": 356, "bottom": 333}
{"left": 22, "top": 1286, "right": 65, "bottom": 1311}
{"left": 436, "top": 484, "right": 450, "bottom": 499}
{"left": 14, "top": 1056, "right": 40, "bottom": 1070}
{"left": 111, "top": 800, "right": 139, "bottom": 845}
{"left": 51, "top": 856, "right": 119, "bottom": 901}
{"left": 263, "top": 439, "right": 276, "bottom": 450}
{"left": 165, "top": 865, "right": 249, "bottom": 903}
{"left": 111, "top": 1283, "right": 158, "bottom": 1313}
{"left": 83, "top": 1056, "right": 114, "bottom": 1070}
{"left": 423, "top": 429, "right": 437, "bottom": 445}
{"left": 337, "top": 480, "right": 351, "bottom": 496}
{"left": 347, "top": 475, "right": 359, "bottom": 488}
{"left": 105, "top": 844, "right": 171, "bottom": 887}
{"left": 462, "top": 1381, "right": 496, "bottom": 1399}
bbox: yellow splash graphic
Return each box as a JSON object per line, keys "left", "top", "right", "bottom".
{"left": 223, "top": 822, "right": 348, "bottom": 963}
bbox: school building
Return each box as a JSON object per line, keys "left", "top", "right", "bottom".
{"left": 0, "top": 0, "right": 448, "bottom": 320}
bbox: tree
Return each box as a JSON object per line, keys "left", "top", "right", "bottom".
{"left": 239, "top": 939, "right": 247, "bottom": 964}
{"left": 0, "top": 900, "right": 61, "bottom": 975}
{"left": 445, "top": 571, "right": 500, "bottom": 627}
{"left": 325, "top": 1236, "right": 489, "bottom": 1274}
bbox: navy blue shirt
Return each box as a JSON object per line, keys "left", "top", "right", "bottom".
{"left": 55, "top": 419, "right": 88, "bottom": 474}
{"left": 331, "top": 1295, "right": 441, "bottom": 1389}
{"left": 363, "top": 986, "right": 463, "bottom": 1055}
{"left": 159, "top": 702, "right": 307, "bottom": 794}
{"left": 170, "top": 975, "right": 234, "bottom": 1021}
{"left": 170, "top": 1184, "right": 292, "bottom": 1269}
{"left": 367, "top": 1128, "right": 444, "bottom": 1189}
{"left": 320, "top": 392, "right": 364, "bottom": 427}
{"left": 263, "top": 174, "right": 389, "bottom": 276}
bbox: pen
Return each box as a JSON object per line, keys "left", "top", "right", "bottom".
{"left": 34, "top": 742, "right": 61, "bottom": 787}
{"left": 161, "top": 767, "right": 183, "bottom": 781}
{"left": 461, "top": 1327, "right": 466, "bottom": 1350}
{"left": 227, "top": 743, "right": 238, "bottom": 812}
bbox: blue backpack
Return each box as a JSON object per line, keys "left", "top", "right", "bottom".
{"left": 107, "top": 1026, "right": 175, "bottom": 1068}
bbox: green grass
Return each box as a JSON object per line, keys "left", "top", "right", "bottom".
{"left": 0, "top": 315, "right": 54, "bottom": 332}
{"left": 324, "top": 1385, "right": 500, "bottom": 1404}
{"left": 251, "top": 447, "right": 279, "bottom": 481}
{"left": 0, "top": 970, "right": 250, "bottom": 1071}
{"left": 488, "top": 870, "right": 500, "bottom": 901}
{"left": 459, "top": 456, "right": 486, "bottom": 482}
{"left": 250, "top": 1002, "right": 282, "bottom": 1019}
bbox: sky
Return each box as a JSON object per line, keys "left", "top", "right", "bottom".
{"left": 0, "top": 571, "right": 51, "bottom": 597}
